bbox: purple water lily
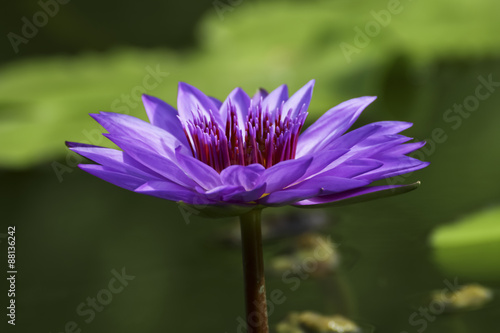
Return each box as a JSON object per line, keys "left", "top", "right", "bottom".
{"left": 67, "top": 80, "right": 428, "bottom": 214}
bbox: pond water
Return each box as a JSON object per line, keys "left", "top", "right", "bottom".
{"left": 2, "top": 162, "right": 499, "bottom": 332}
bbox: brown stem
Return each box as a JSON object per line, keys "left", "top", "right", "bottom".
{"left": 239, "top": 209, "right": 269, "bottom": 333}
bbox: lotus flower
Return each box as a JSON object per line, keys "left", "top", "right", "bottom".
{"left": 67, "top": 80, "right": 428, "bottom": 216}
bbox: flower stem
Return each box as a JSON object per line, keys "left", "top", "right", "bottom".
{"left": 239, "top": 209, "right": 269, "bottom": 333}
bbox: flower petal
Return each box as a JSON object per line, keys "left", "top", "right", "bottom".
{"left": 322, "top": 159, "right": 384, "bottom": 178}
{"left": 293, "top": 182, "right": 421, "bottom": 207}
{"left": 198, "top": 184, "right": 244, "bottom": 201}
{"left": 141, "top": 94, "right": 189, "bottom": 146}
{"left": 252, "top": 88, "right": 268, "bottom": 106}
{"left": 258, "top": 188, "right": 321, "bottom": 206}
{"left": 223, "top": 183, "right": 267, "bottom": 203}
{"left": 260, "top": 176, "right": 368, "bottom": 206}
{"left": 297, "top": 96, "right": 377, "bottom": 157}
{"left": 68, "top": 143, "right": 161, "bottom": 179}
{"left": 259, "top": 156, "right": 313, "bottom": 193}
{"left": 220, "top": 164, "right": 265, "bottom": 190}
{"left": 103, "top": 134, "right": 197, "bottom": 188}
{"left": 174, "top": 146, "right": 222, "bottom": 190}
{"left": 177, "top": 82, "right": 223, "bottom": 125}
{"left": 90, "top": 112, "right": 190, "bottom": 155}
{"left": 384, "top": 141, "right": 426, "bottom": 156}
{"left": 282, "top": 80, "right": 315, "bottom": 118}
{"left": 355, "top": 155, "right": 430, "bottom": 181}
{"left": 136, "top": 180, "right": 214, "bottom": 205}
{"left": 220, "top": 87, "right": 251, "bottom": 132}
{"left": 297, "top": 149, "right": 349, "bottom": 180}
{"left": 78, "top": 164, "right": 147, "bottom": 191}
{"left": 209, "top": 96, "right": 222, "bottom": 109}
{"left": 318, "top": 135, "right": 412, "bottom": 173}
{"left": 261, "top": 84, "right": 288, "bottom": 115}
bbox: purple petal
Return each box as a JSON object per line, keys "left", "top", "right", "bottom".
{"left": 282, "top": 80, "right": 315, "bottom": 118}
{"left": 90, "top": 112, "right": 190, "bottom": 156}
{"left": 261, "top": 84, "right": 288, "bottom": 115}
{"left": 384, "top": 141, "right": 426, "bottom": 155}
{"left": 260, "top": 176, "right": 368, "bottom": 206}
{"left": 198, "top": 184, "right": 244, "bottom": 201}
{"left": 69, "top": 145, "right": 161, "bottom": 179}
{"left": 79, "top": 164, "right": 147, "bottom": 191}
{"left": 174, "top": 147, "right": 222, "bottom": 190}
{"left": 293, "top": 182, "right": 421, "bottom": 207}
{"left": 136, "top": 180, "right": 214, "bottom": 205}
{"left": 195, "top": 183, "right": 264, "bottom": 203}
{"left": 315, "top": 122, "right": 413, "bottom": 160}
{"left": 318, "top": 135, "right": 412, "bottom": 173}
{"left": 297, "top": 96, "right": 377, "bottom": 157}
{"left": 343, "top": 135, "right": 412, "bottom": 162}
{"left": 223, "top": 183, "right": 267, "bottom": 203}
{"left": 65, "top": 141, "right": 96, "bottom": 148}
{"left": 260, "top": 156, "right": 313, "bottom": 193}
{"left": 355, "top": 155, "right": 430, "bottom": 181}
{"left": 177, "top": 82, "right": 223, "bottom": 125}
{"left": 209, "top": 96, "right": 222, "bottom": 109}
{"left": 220, "top": 87, "right": 251, "bottom": 132}
{"left": 103, "top": 134, "right": 197, "bottom": 188}
{"left": 322, "top": 159, "right": 383, "bottom": 178}
{"left": 258, "top": 188, "right": 321, "bottom": 206}
{"left": 220, "top": 164, "right": 265, "bottom": 190}
{"left": 290, "top": 176, "right": 369, "bottom": 193}
{"left": 251, "top": 88, "right": 268, "bottom": 106}
{"left": 141, "top": 94, "right": 189, "bottom": 146}
{"left": 297, "top": 149, "right": 349, "bottom": 180}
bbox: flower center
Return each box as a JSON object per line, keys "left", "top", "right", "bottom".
{"left": 183, "top": 101, "right": 308, "bottom": 173}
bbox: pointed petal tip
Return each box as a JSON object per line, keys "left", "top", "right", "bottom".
{"left": 66, "top": 141, "right": 99, "bottom": 149}
{"left": 364, "top": 95, "right": 377, "bottom": 103}
{"left": 178, "top": 81, "right": 198, "bottom": 93}
{"left": 141, "top": 93, "right": 156, "bottom": 103}
{"left": 257, "top": 87, "right": 268, "bottom": 95}
{"left": 306, "top": 79, "right": 316, "bottom": 86}
{"left": 134, "top": 182, "right": 151, "bottom": 192}
{"left": 65, "top": 141, "right": 78, "bottom": 148}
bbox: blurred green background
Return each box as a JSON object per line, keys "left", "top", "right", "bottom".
{"left": 1, "top": 0, "right": 500, "bottom": 332}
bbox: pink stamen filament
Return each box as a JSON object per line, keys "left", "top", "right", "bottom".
{"left": 184, "top": 101, "right": 307, "bottom": 173}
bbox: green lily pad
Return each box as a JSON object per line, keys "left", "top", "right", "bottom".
{"left": 431, "top": 206, "right": 500, "bottom": 280}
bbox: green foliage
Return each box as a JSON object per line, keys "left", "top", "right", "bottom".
{"left": 431, "top": 206, "right": 500, "bottom": 280}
